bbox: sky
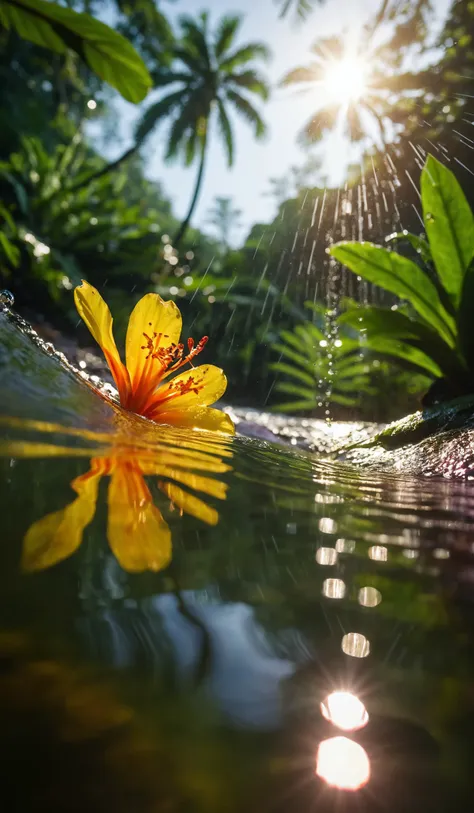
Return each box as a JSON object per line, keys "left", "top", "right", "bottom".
{"left": 91, "top": 0, "right": 452, "bottom": 245}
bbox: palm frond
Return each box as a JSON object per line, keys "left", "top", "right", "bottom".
{"left": 299, "top": 106, "right": 339, "bottom": 145}
{"left": 219, "top": 43, "right": 271, "bottom": 72}
{"left": 275, "top": 0, "right": 314, "bottom": 21}
{"left": 165, "top": 100, "right": 201, "bottom": 162}
{"left": 151, "top": 68, "right": 194, "bottom": 88}
{"left": 179, "top": 15, "right": 211, "bottom": 68}
{"left": 280, "top": 64, "right": 320, "bottom": 87}
{"left": 226, "top": 89, "right": 266, "bottom": 138}
{"left": 215, "top": 14, "right": 241, "bottom": 59}
{"left": 135, "top": 89, "right": 186, "bottom": 144}
{"left": 217, "top": 98, "right": 234, "bottom": 167}
{"left": 225, "top": 70, "right": 269, "bottom": 101}
{"left": 310, "top": 36, "right": 344, "bottom": 62}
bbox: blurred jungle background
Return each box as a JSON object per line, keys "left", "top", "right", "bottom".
{"left": 1, "top": 0, "right": 473, "bottom": 422}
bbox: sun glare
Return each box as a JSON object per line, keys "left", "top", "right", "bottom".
{"left": 322, "top": 55, "right": 368, "bottom": 105}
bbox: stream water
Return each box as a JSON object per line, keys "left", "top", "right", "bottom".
{"left": 1, "top": 310, "right": 474, "bottom": 812}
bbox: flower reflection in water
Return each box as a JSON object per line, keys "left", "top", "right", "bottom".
{"left": 0, "top": 416, "right": 232, "bottom": 573}
{"left": 321, "top": 691, "right": 368, "bottom": 731}
{"left": 316, "top": 736, "right": 370, "bottom": 790}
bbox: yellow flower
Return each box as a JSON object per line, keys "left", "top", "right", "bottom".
{"left": 0, "top": 417, "right": 232, "bottom": 574}
{"left": 20, "top": 442, "right": 230, "bottom": 573}
{"left": 74, "top": 280, "right": 234, "bottom": 434}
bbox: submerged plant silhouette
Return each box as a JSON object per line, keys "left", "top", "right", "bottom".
{"left": 331, "top": 155, "right": 474, "bottom": 403}
{"left": 0, "top": 417, "right": 232, "bottom": 573}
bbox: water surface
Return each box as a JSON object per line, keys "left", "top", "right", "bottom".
{"left": 1, "top": 313, "right": 474, "bottom": 812}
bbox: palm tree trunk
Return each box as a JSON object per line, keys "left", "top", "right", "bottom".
{"left": 68, "top": 143, "right": 140, "bottom": 193}
{"left": 173, "top": 133, "right": 208, "bottom": 248}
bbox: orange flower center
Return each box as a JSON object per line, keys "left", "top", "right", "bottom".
{"left": 141, "top": 323, "right": 208, "bottom": 380}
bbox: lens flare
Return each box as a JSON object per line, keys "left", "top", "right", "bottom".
{"left": 316, "top": 736, "right": 370, "bottom": 790}
{"left": 321, "top": 691, "right": 369, "bottom": 731}
{"left": 322, "top": 55, "right": 368, "bottom": 104}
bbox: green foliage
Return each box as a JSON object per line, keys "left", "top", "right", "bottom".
{"left": 270, "top": 301, "right": 374, "bottom": 412}
{"left": 129, "top": 10, "right": 270, "bottom": 243}
{"left": 0, "top": 136, "right": 186, "bottom": 323}
{"left": 331, "top": 156, "right": 474, "bottom": 401}
{"left": 0, "top": 0, "right": 152, "bottom": 102}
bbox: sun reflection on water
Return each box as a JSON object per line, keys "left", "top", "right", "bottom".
{"left": 316, "top": 736, "right": 370, "bottom": 790}
{"left": 321, "top": 691, "right": 368, "bottom": 731}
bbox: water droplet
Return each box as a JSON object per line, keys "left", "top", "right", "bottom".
{"left": 358, "top": 587, "right": 382, "bottom": 607}
{"left": 322, "top": 578, "right": 346, "bottom": 599}
{"left": 341, "top": 632, "right": 370, "bottom": 658}
{"left": 0, "top": 290, "right": 14, "bottom": 309}
{"left": 316, "top": 547, "right": 338, "bottom": 566}
{"left": 368, "top": 545, "right": 388, "bottom": 562}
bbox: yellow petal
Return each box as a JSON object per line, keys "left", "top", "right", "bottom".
{"left": 107, "top": 462, "right": 172, "bottom": 572}
{"left": 22, "top": 464, "right": 102, "bottom": 571}
{"left": 148, "top": 406, "right": 235, "bottom": 435}
{"left": 153, "top": 465, "right": 228, "bottom": 500}
{"left": 160, "top": 481, "right": 219, "bottom": 526}
{"left": 137, "top": 449, "right": 231, "bottom": 475}
{"left": 147, "top": 366, "right": 228, "bottom": 419}
{"left": 125, "top": 293, "right": 182, "bottom": 395}
{"left": 74, "top": 281, "right": 130, "bottom": 404}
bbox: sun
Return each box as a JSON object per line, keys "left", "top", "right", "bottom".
{"left": 322, "top": 54, "right": 369, "bottom": 105}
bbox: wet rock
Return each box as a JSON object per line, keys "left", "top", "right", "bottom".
{"left": 224, "top": 406, "right": 381, "bottom": 454}
{"left": 336, "top": 395, "right": 474, "bottom": 477}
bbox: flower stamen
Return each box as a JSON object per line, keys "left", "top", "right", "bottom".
{"left": 141, "top": 331, "right": 208, "bottom": 378}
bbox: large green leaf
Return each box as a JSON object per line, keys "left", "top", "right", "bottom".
{"left": 330, "top": 241, "right": 456, "bottom": 347}
{"left": 339, "top": 306, "right": 462, "bottom": 378}
{"left": 457, "top": 260, "right": 474, "bottom": 374}
{"left": 421, "top": 155, "right": 474, "bottom": 309}
{"left": 0, "top": 0, "right": 152, "bottom": 103}
{"left": 362, "top": 336, "right": 441, "bottom": 377}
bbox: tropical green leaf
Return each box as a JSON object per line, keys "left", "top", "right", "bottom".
{"left": 457, "top": 259, "right": 474, "bottom": 373}
{"left": 360, "top": 337, "right": 441, "bottom": 377}
{"left": 0, "top": 231, "right": 19, "bottom": 267}
{"left": 385, "top": 230, "right": 432, "bottom": 266}
{"left": 330, "top": 241, "right": 456, "bottom": 346}
{"left": 0, "top": 0, "right": 152, "bottom": 103}
{"left": 269, "top": 361, "right": 315, "bottom": 386}
{"left": 273, "top": 399, "right": 318, "bottom": 412}
{"left": 421, "top": 155, "right": 474, "bottom": 309}
{"left": 339, "top": 306, "right": 462, "bottom": 377}
{"left": 275, "top": 382, "right": 315, "bottom": 399}
{"left": 272, "top": 342, "right": 315, "bottom": 372}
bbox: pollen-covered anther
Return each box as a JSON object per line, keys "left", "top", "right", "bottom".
{"left": 169, "top": 375, "right": 202, "bottom": 396}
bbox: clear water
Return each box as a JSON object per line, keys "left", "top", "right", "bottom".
{"left": 2, "top": 312, "right": 474, "bottom": 812}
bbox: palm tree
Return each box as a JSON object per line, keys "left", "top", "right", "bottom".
{"left": 82, "top": 12, "right": 270, "bottom": 246}
{"left": 206, "top": 196, "right": 242, "bottom": 248}
{"left": 281, "top": 0, "right": 432, "bottom": 149}
{"left": 146, "top": 12, "right": 269, "bottom": 245}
